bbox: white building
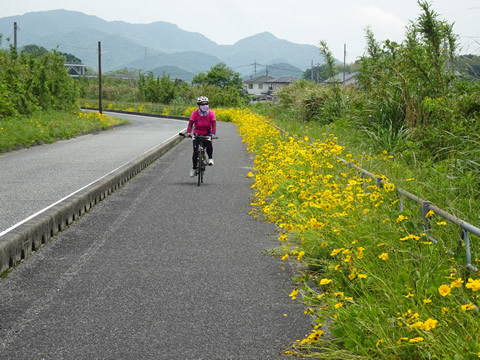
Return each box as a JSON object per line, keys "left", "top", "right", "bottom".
{"left": 243, "top": 75, "right": 275, "bottom": 96}
{"left": 243, "top": 75, "right": 296, "bottom": 102}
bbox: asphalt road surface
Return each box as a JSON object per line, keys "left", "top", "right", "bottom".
{"left": 0, "top": 119, "right": 311, "bottom": 359}
{"left": 0, "top": 112, "right": 187, "bottom": 235}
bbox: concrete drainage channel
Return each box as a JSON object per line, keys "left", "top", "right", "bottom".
{"left": 0, "top": 130, "right": 185, "bottom": 276}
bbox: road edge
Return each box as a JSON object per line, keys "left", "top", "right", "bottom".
{"left": 0, "top": 133, "right": 184, "bottom": 275}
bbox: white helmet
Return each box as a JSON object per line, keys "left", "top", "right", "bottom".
{"left": 196, "top": 96, "right": 209, "bottom": 104}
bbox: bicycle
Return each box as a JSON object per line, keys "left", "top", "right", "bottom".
{"left": 179, "top": 133, "right": 217, "bottom": 186}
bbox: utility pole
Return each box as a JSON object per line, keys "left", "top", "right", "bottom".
{"left": 311, "top": 60, "right": 314, "bottom": 82}
{"left": 266, "top": 65, "right": 268, "bottom": 76}
{"left": 98, "top": 41, "right": 103, "bottom": 114}
{"left": 144, "top": 47, "right": 147, "bottom": 69}
{"left": 254, "top": 59, "right": 257, "bottom": 77}
{"left": 343, "top": 43, "right": 346, "bottom": 86}
{"left": 13, "top": 22, "right": 18, "bottom": 51}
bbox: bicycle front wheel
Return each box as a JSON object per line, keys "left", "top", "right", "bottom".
{"left": 197, "top": 152, "right": 202, "bottom": 186}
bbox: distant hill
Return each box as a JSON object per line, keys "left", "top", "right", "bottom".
{"left": 150, "top": 66, "right": 195, "bottom": 83}
{"left": 0, "top": 10, "right": 327, "bottom": 80}
{"left": 242, "top": 62, "right": 304, "bottom": 79}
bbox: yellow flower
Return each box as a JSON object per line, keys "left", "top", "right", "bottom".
{"left": 400, "top": 234, "right": 421, "bottom": 241}
{"left": 423, "top": 299, "right": 432, "bottom": 304}
{"left": 334, "top": 303, "right": 343, "bottom": 309}
{"left": 409, "top": 337, "right": 424, "bottom": 343}
{"left": 461, "top": 303, "right": 476, "bottom": 311}
{"left": 466, "top": 278, "right": 480, "bottom": 291}
{"left": 320, "top": 278, "right": 332, "bottom": 285}
{"left": 379, "top": 253, "right": 388, "bottom": 261}
{"left": 422, "top": 318, "right": 438, "bottom": 331}
{"left": 297, "top": 251, "right": 305, "bottom": 261}
{"left": 330, "top": 248, "right": 343, "bottom": 256}
{"left": 406, "top": 178, "right": 415, "bottom": 181}
{"left": 450, "top": 278, "right": 464, "bottom": 288}
{"left": 289, "top": 288, "right": 299, "bottom": 300}
{"left": 281, "top": 254, "right": 289, "bottom": 261}
{"left": 438, "top": 285, "right": 451, "bottom": 296}
{"left": 247, "top": 172, "right": 254, "bottom": 178}
{"left": 358, "top": 274, "right": 368, "bottom": 279}
{"left": 376, "top": 339, "right": 384, "bottom": 348}
{"left": 442, "top": 307, "right": 449, "bottom": 315}
{"left": 437, "top": 221, "right": 447, "bottom": 226}
{"left": 397, "top": 337, "right": 409, "bottom": 345}
{"left": 396, "top": 215, "right": 408, "bottom": 223}
{"left": 384, "top": 183, "right": 395, "bottom": 191}
{"left": 425, "top": 209, "right": 435, "bottom": 218}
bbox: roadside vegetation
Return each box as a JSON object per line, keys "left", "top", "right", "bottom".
{"left": 240, "top": 1, "right": 479, "bottom": 358}
{"left": 0, "top": 37, "right": 127, "bottom": 152}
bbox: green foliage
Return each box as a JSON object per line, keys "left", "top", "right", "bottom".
{"left": 255, "top": 0, "right": 480, "bottom": 225}
{"left": 138, "top": 72, "right": 178, "bottom": 104}
{"left": 0, "top": 46, "right": 78, "bottom": 117}
{"left": 21, "top": 44, "right": 49, "bottom": 57}
{"left": 459, "top": 54, "right": 480, "bottom": 80}
{"left": 192, "top": 62, "right": 243, "bottom": 89}
{"left": 303, "top": 64, "right": 331, "bottom": 82}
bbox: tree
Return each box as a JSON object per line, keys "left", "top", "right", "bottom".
{"left": 303, "top": 64, "right": 332, "bottom": 83}
{"left": 21, "top": 44, "right": 49, "bottom": 57}
{"left": 192, "top": 63, "right": 243, "bottom": 90}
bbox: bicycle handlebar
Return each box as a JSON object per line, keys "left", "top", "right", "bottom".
{"left": 178, "top": 133, "right": 218, "bottom": 140}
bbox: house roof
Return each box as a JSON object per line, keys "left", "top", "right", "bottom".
{"left": 243, "top": 75, "right": 275, "bottom": 84}
{"left": 266, "top": 76, "right": 296, "bottom": 84}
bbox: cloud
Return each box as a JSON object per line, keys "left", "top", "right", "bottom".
{"left": 355, "top": 5, "right": 406, "bottom": 37}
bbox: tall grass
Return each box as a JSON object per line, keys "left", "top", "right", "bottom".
{"left": 0, "top": 110, "right": 128, "bottom": 152}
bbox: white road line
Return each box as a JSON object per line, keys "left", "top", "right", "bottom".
{"left": 0, "top": 132, "right": 185, "bottom": 238}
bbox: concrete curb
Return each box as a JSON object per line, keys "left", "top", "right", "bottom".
{"left": 0, "top": 134, "right": 184, "bottom": 275}
{"left": 81, "top": 107, "right": 190, "bottom": 121}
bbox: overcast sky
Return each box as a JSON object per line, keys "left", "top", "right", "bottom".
{"left": 2, "top": 0, "right": 479, "bottom": 61}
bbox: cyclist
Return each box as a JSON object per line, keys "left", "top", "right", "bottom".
{"left": 185, "top": 96, "right": 217, "bottom": 177}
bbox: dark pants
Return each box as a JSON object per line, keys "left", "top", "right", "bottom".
{"left": 192, "top": 137, "right": 213, "bottom": 169}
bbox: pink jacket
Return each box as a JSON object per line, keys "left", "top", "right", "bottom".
{"left": 187, "top": 109, "right": 216, "bottom": 136}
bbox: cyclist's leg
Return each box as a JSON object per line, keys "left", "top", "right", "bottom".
{"left": 205, "top": 140, "right": 213, "bottom": 159}
{"left": 192, "top": 138, "right": 201, "bottom": 169}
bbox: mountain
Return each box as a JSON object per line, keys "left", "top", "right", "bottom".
{"left": 150, "top": 66, "right": 196, "bottom": 83}
{"left": 245, "top": 63, "right": 304, "bottom": 79}
{"left": 0, "top": 10, "right": 327, "bottom": 80}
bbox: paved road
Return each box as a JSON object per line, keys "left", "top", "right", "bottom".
{"left": 0, "top": 112, "right": 187, "bottom": 235}
{"left": 0, "top": 120, "right": 311, "bottom": 359}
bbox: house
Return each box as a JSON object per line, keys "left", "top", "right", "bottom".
{"left": 243, "top": 75, "right": 296, "bottom": 102}
{"left": 243, "top": 75, "right": 275, "bottom": 96}
{"left": 265, "top": 76, "right": 296, "bottom": 93}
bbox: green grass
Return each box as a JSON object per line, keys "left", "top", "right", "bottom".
{"left": 233, "top": 107, "right": 480, "bottom": 359}
{"left": 0, "top": 110, "right": 129, "bottom": 152}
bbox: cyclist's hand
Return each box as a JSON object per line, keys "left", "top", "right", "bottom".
{"left": 185, "top": 133, "right": 191, "bottom": 138}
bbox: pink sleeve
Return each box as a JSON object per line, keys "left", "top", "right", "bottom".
{"left": 210, "top": 112, "right": 216, "bottom": 134}
{"left": 187, "top": 110, "right": 197, "bottom": 133}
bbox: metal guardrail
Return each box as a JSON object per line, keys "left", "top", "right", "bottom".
{"left": 268, "top": 121, "right": 479, "bottom": 279}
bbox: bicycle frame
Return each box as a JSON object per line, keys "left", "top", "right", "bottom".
{"left": 193, "top": 135, "right": 212, "bottom": 187}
